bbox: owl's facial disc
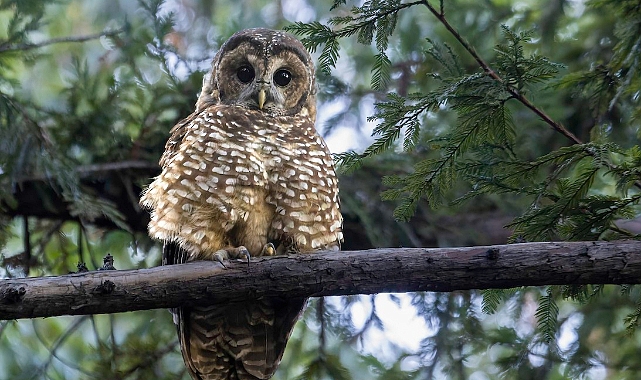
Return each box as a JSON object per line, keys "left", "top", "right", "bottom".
{"left": 213, "top": 30, "right": 316, "bottom": 117}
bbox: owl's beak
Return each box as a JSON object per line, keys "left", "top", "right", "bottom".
{"left": 258, "top": 88, "right": 266, "bottom": 110}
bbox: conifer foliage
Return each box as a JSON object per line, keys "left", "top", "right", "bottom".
{"left": 2, "top": 0, "right": 641, "bottom": 378}
{"left": 289, "top": 1, "right": 638, "bottom": 241}
{"left": 287, "top": 0, "right": 641, "bottom": 374}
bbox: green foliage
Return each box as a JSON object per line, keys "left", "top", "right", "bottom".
{"left": 535, "top": 288, "right": 560, "bottom": 343}
{"left": 495, "top": 26, "right": 564, "bottom": 93}
{"left": 4, "top": 0, "right": 641, "bottom": 379}
{"left": 285, "top": 0, "right": 418, "bottom": 86}
{"left": 293, "top": 0, "right": 641, "bottom": 244}
{"left": 0, "top": 1, "right": 196, "bottom": 377}
{"left": 0, "top": 0, "right": 194, "bottom": 232}
{"left": 0, "top": 0, "right": 47, "bottom": 59}
{"left": 481, "top": 288, "right": 513, "bottom": 314}
{"left": 286, "top": 0, "right": 641, "bottom": 377}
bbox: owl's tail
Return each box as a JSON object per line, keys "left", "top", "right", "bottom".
{"left": 177, "top": 298, "right": 307, "bottom": 380}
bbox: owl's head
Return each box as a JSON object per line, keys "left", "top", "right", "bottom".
{"left": 197, "top": 28, "right": 316, "bottom": 119}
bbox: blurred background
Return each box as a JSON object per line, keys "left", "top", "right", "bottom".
{"left": 1, "top": 0, "right": 641, "bottom": 379}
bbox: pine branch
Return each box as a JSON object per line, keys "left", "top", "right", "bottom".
{"left": 2, "top": 240, "right": 641, "bottom": 320}
{"left": 14, "top": 160, "right": 160, "bottom": 181}
{"left": 418, "top": 0, "right": 582, "bottom": 145}
{"left": 3, "top": 160, "right": 159, "bottom": 233}
{"left": 0, "top": 28, "right": 126, "bottom": 53}
{"left": 285, "top": 1, "right": 422, "bottom": 73}
{"left": 535, "top": 287, "right": 560, "bottom": 343}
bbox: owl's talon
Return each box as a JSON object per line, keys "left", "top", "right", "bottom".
{"left": 237, "top": 247, "right": 251, "bottom": 267}
{"left": 214, "top": 250, "right": 229, "bottom": 268}
{"left": 214, "top": 246, "right": 251, "bottom": 268}
{"left": 261, "top": 243, "right": 276, "bottom": 256}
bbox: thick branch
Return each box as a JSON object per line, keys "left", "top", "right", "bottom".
{"left": 1, "top": 240, "right": 641, "bottom": 320}
{"left": 4, "top": 161, "right": 159, "bottom": 233}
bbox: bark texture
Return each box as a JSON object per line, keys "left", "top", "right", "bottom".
{"left": 1, "top": 240, "right": 640, "bottom": 320}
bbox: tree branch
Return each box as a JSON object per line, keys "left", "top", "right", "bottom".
{"left": 419, "top": 0, "right": 641, "bottom": 191}
{"left": 419, "top": 0, "right": 583, "bottom": 145}
{"left": 0, "top": 29, "right": 125, "bottom": 53}
{"left": 1, "top": 240, "right": 640, "bottom": 320}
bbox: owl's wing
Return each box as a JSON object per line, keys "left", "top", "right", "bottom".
{"left": 158, "top": 112, "right": 197, "bottom": 168}
{"left": 265, "top": 119, "right": 343, "bottom": 252}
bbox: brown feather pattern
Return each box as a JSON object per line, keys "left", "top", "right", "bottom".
{"left": 140, "top": 28, "right": 342, "bottom": 379}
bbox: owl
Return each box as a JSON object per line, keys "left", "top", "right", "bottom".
{"left": 140, "top": 28, "right": 343, "bottom": 380}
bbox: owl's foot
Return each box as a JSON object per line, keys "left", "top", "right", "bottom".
{"left": 261, "top": 242, "right": 276, "bottom": 256}
{"left": 214, "top": 246, "right": 250, "bottom": 268}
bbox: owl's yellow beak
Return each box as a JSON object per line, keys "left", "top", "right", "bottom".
{"left": 258, "top": 88, "right": 266, "bottom": 110}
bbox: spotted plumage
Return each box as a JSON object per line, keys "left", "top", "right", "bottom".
{"left": 140, "top": 28, "right": 342, "bottom": 380}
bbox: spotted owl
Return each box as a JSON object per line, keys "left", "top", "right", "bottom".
{"left": 140, "top": 28, "right": 343, "bottom": 380}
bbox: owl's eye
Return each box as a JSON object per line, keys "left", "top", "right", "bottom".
{"left": 273, "top": 69, "right": 292, "bottom": 87}
{"left": 237, "top": 65, "right": 255, "bottom": 83}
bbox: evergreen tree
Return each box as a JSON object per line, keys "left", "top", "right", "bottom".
{"left": 2, "top": 0, "right": 641, "bottom": 378}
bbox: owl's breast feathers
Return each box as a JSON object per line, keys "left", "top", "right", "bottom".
{"left": 140, "top": 104, "right": 343, "bottom": 257}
